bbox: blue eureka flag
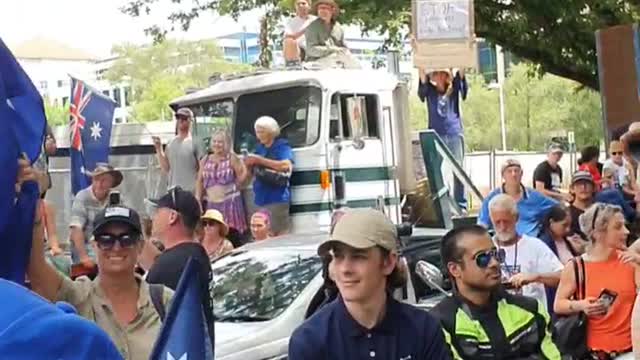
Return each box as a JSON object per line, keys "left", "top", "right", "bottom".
{"left": 0, "top": 37, "right": 46, "bottom": 283}
{"left": 150, "top": 257, "right": 214, "bottom": 360}
{"left": 69, "top": 77, "right": 116, "bottom": 195}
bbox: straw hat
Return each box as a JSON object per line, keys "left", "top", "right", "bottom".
{"left": 313, "top": 0, "right": 339, "bottom": 15}
{"left": 89, "top": 163, "right": 123, "bottom": 188}
{"left": 201, "top": 209, "right": 229, "bottom": 236}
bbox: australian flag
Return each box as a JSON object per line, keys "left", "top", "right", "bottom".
{"left": 150, "top": 257, "right": 214, "bottom": 360}
{"left": 69, "top": 77, "right": 117, "bottom": 195}
{"left": 0, "top": 37, "right": 46, "bottom": 283}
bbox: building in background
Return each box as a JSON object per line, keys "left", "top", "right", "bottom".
{"left": 11, "top": 37, "right": 132, "bottom": 123}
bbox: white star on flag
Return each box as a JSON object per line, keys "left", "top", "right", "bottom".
{"left": 167, "top": 353, "right": 187, "bottom": 360}
{"left": 90, "top": 122, "right": 102, "bottom": 141}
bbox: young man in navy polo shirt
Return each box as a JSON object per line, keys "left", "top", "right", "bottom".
{"left": 288, "top": 208, "right": 452, "bottom": 360}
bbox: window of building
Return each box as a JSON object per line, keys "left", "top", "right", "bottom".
{"left": 62, "top": 96, "right": 69, "bottom": 106}
{"left": 329, "top": 93, "right": 379, "bottom": 141}
{"left": 102, "top": 90, "right": 110, "bottom": 98}
{"left": 124, "top": 87, "right": 132, "bottom": 107}
{"left": 57, "top": 80, "right": 64, "bottom": 88}
{"left": 112, "top": 88, "right": 121, "bottom": 106}
{"left": 39, "top": 81, "right": 48, "bottom": 90}
{"left": 233, "top": 86, "right": 322, "bottom": 152}
{"left": 114, "top": 117, "right": 124, "bottom": 124}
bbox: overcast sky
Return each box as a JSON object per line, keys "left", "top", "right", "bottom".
{"left": 0, "top": 0, "right": 263, "bottom": 57}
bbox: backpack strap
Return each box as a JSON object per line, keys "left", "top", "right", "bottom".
{"left": 149, "top": 284, "right": 166, "bottom": 321}
{"left": 572, "top": 256, "right": 586, "bottom": 300}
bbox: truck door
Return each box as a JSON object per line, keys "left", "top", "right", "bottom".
{"left": 328, "top": 92, "right": 397, "bottom": 218}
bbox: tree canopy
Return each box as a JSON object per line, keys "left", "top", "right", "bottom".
{"left": 121, "top": 0, "right": 640, "bottom": 89}
{"left": 106, "top": 39, "right": 249, "bottom": 121}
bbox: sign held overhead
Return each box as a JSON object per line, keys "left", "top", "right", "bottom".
{"left": 412, "top": 0, "right": 477, "bottom": 70}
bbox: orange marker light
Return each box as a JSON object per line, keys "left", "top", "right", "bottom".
{"left": 320, "top": 170, "right": 331, "bottom": 190}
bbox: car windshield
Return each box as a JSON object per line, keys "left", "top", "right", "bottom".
{"left": 211, "top": 249, "right": 323, "bottom": 322}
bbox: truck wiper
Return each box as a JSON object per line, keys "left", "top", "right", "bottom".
{"left": 216, "top": 315, "right": 271, "bottom": 323}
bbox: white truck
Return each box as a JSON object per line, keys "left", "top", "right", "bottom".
{"left": 169, "top": 68, "right": 420, "bottom": 232}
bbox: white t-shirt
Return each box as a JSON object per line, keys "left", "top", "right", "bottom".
{"left": 493, "top": 235, "right": 563, "bottom": 310}
{"left": 285, "top": 15, "right": 317, "bottom": 48}
{"left": 603, "top": 158, "right": 631, "bottom": 187}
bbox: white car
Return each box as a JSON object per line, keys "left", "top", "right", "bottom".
{"left": 212, "top": 232, "right": 445, "bottom": 360}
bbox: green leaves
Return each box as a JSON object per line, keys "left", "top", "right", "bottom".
{"left": 105, "top": 39, "right": 250, "bottom": 122}
{"left": 455, "top": 63, "right": 603, "bottom": 151}
{"left": 122, "top": 0, "right": 640, "bottom": 89}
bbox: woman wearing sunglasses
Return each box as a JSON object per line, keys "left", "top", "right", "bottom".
{"left": 200, "top": 209, "right": 234, "bottom": 261}
{"left": 27, "top": 203, "right": 174, "bottom": 360}
{"left": 554, "top": 203, "right": 640, "bottom": 359}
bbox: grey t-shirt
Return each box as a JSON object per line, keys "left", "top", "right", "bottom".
{"left": 69, "top": 187, "right": 111, "bottom": 243}
{"left": 166, "top": 136, "right": 203, "bottom": 193}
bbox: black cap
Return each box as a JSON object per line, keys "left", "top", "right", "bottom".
{"left": 93, "top": 206, "right": 142, "bottom": 236}
{"left": 147, "top": 187, "right": 201, "bottom": 230}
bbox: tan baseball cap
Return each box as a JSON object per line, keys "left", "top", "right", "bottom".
{"left": 318, "top": 208, "right": 398, "bottom": 256}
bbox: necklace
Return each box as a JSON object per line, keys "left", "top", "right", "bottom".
{"left": 496, "top": 237, "right": 519, "bottom": 277}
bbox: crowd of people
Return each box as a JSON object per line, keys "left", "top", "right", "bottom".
{"left": 15, "top": 106, "right": 297, "bottom": 360}
{"left": 470, "top": 139, "right": 640, "bottom": 359}
{"left": 16, "top": 117, "right": 640, "bottom": 359}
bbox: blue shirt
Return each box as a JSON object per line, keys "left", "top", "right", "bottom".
{"left": 288, "top": 295, "right": 452, "bottom": 360}
{"left": 478, "top": 185, "right": 558, "bottom": 237}
{"left": 253, "top": 138, "right": 294, "bottom": 206}
{"left": 417, "top": 72, "right": 468, "bottom": 137}
{"left": 0, "top": 279, "right": 123, "bottom": 359}
{"left": 595, "top": 188, "right": 636, "bottom": 222}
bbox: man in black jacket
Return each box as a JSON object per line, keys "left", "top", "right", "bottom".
{"left": 431, "top": 225, "right": 562, "bottom": 359}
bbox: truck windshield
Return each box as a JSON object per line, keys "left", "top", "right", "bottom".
{"left": 211, "top": 249, "right": 323, "bottom": 322}
{"left": 192, "top": 99, "right": 234, "bottom": 152}
{"left": 233, "top": 86, "right": 322, "bottom": 152}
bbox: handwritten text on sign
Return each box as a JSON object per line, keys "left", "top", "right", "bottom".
{"left": 416, "top": 0, "right": 471, "bottom": 41}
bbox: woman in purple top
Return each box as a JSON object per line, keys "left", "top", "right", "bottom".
{"left": 196, "top": 130, "right": 249, "bottom": 234}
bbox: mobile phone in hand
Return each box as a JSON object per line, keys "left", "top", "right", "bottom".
{"left": 598, "top": 288, "right": 618, "bottom": 309}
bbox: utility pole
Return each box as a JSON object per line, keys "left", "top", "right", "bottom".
{"left": 496, "top": 45, "right": 507, "bottom": 151}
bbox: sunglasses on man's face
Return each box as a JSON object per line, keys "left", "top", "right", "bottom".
{"left": 95, "top": 233, "right": 139, "bottom": 250}
{"left": 612, "top": 151, "right": 623, "bottom": 156}
{"left": 472, "top": 249, "right": 505, "bottom": 268}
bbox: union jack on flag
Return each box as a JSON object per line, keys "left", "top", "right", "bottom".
{"left": 69, "top": 81, "right": 92, "bottom": 151}
{"left": 68, "top": 77, "right": 117, "bottom": 194}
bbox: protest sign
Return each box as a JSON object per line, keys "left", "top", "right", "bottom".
{"left": 412, "top": 0, "right": 477, "bottom": 70}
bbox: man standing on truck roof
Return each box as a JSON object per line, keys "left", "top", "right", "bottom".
{"left": 416, "top": 65, "right": 469, "bottom": 211}
{"left": 288, "top": 208, "right": 452, "bottom": 360}
{"left": 152, "top": 107, "right": 204, "bottom": 194}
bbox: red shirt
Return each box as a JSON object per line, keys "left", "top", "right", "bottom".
{"left": 579, "top": 163, "right": 601, "bottom": 189}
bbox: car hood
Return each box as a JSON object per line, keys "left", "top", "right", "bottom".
{"left": 216, "top": 322, "right": 269, "bottom": 346}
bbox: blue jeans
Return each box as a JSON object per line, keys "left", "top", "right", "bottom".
{"left": 441, "top": 134, "right": 467, "bottom": 210}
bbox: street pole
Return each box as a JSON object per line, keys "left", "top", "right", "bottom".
{"left": 496, "top": 45, "right": 507, "bottom": 151}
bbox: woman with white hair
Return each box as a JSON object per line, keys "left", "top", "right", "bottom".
{"left": 244, "top": 116, "right": 294, "bottom": 235}
{"left": 554, "top": 203, "right": 640, "bottom": 359}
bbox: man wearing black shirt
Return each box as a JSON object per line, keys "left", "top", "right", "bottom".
{"left": 147, "top": 187, "right": 214, "bottom": 350}
{"left": 568, "top": 171, "right": 595, "bottom": 241}
{"left": 533, "top": 143, "right": 571, "bottom": 202}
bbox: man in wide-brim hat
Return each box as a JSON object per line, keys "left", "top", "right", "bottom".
{"left": 69, "top": 163, "right": 124, "bottom": 268}
{"left": 311, "top": 0, "right": 338, "bottom": 16}
{"left": 305, "top": 0, "right": 349, "bottom": 62}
